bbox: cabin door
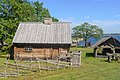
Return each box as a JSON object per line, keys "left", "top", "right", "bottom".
{"left": 52, "top": 48, "right": 59, "bottom": 58}
{"left": 37, "top": 48, "right": 44, "bottom": 58}
{"left": 44, "top": 48, "right": 51, "bottom": 58}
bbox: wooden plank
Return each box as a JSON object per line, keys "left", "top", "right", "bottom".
{"left": 4, "top": 62, "right": 38, "bottom": 70}
{"left": 14, "top": 47, "right": 70, "bottom": 59}
{"left": 51, "top": 48, "right": 53, "bottom": 58}
{"left": 45, "top": 48, "right": 51, "bottom": 58}
{"left": 44, "top": 48, "right": 45, "bottom": 58}
{"left": 53, "top": 48, "right": 59, "bottom": 58}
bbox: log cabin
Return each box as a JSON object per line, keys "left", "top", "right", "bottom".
{"left": 12, "top": 18, "right": 72, "bottom": 59}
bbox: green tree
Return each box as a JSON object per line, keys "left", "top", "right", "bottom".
{"left": 0, "top": 0, "right": 35, "bottom": 45}
{"left": 0, "top": 0, "right": 59, "bottom": 54}
{"left": 40, "top": 8, "right": 51, "bottom": 21}
{"left": 72, "top": 22, "right": 103, "bottom": 47}
{"left": 33, "top": 1, "right": 59, "bottom": 22}
{"left": 33, "top": 1, "right": 43, "bottom": 21}
{"left": 52, "top": 17, "right": 59, "bottom": 22}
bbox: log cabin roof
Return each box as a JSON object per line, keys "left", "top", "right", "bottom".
{"left": 12, "top": 22, "right": 72, "bottom": 44}
{"left": 92, "top": 37, "right": 120, "bottom": 48}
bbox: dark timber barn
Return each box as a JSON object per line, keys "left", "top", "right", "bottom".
{"left": 12, "top": 18, "right": 72, "bottom": 59}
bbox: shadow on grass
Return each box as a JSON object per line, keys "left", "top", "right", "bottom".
{"left": 100, "top": 59, "right": 109, "bottom": 63}
{"left": 100, "top": 58, "right": 118, "bottom": 63}
{"left": 85, "top": 53, "right": 94, "bottom": 58}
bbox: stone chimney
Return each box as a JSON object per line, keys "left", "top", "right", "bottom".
{"left": 43, "top": 18, "right": 52, "bottom": 25}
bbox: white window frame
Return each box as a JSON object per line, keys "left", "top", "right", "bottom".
{"left": 24, "top": 46, "right": 32, "bottom": 52}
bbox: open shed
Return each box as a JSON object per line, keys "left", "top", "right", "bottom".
{"left": 92, "top": 37, "right": 120, "bottom": 58}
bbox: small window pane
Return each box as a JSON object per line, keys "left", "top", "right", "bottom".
{"left": 24, "top": 46, "right": 32, "bottom": 52}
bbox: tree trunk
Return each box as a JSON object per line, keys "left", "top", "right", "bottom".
{"left": 84, "top": 40, "right": 87, "bottom": 47}
{"left": 0, "top": 39, "right": 4, "bottom": 46}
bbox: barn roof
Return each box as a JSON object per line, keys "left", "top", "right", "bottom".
{"left": 12, "top": 22, "right": 72, "bottom": 44}
{"left": 92, "top": 37, "right": 120, "bottom": 48}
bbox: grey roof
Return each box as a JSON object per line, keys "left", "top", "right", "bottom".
{"left": 92, "top": 37, "right": 120, "bottom": 48}
{"left": 92, "top": 37, "right": 111, "bottom": 48}
{"left": 13, "top": 22, "right": 72, "bottom": 44}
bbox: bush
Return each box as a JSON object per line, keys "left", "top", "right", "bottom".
{"left": 0, "top": 44, "right": 12, "bottom": 55}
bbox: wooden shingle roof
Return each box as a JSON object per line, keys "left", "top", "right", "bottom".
{"left": 92, "top": 37, "right": 120, "bottom": 48}
{"left": 12, "top": 22, "right": 72, "bottom": 44}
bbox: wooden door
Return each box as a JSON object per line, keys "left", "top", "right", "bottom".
{"left": 38, "top": 48, "right": 44, "bottom": 58}
{"left": 45, "top": 48, "right": 51, "bottom": 58}
{"left": 52, "top": 48, "right": 59, "bottom": 58}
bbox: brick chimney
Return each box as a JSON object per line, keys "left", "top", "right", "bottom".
{"left": 43, "top": 18, "right": 52, "bottom": 25}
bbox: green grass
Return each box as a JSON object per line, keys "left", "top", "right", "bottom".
{"left": 0, "top": 47, "right": 120, "bottom": 80}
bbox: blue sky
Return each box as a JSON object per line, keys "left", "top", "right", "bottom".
{"left": 30, "top": 0, "right": 120, "bottom": 33}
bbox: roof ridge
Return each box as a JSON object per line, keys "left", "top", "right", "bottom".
{"left": 92, "top": 37, "right": 113, "bottom": 48}
{"left": 19, "top": 22, "right": 71, "bottom": 24}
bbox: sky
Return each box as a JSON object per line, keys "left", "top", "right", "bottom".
{"left": 29, "top": 0, "right": 120, "bottom": 33}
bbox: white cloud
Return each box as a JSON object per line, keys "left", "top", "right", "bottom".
{"left": 72, "top": 20, "right": 120, "bottom": 33}
{"left": 72, "top": 20, "right": 120, "bottom": 26}
{"left": 60, "top": 17, "right": 120, "bottom": 33}
{"left": 60, "top": 17, "right": 80, "bottom": 27}
{"left": 84, "top": 16, "right": 90, "bottom": 19}
{"left": 59, "top": 17, "right": 75, "bottom": 22}
{"left": 91, "top": 20, "right": 120, "bottom": 33}
{"left": 91, "top": 20, "right": 120, "bottom": 26}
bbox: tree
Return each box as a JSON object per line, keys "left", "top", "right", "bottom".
{"left": 0, "top": 0, "right": 59, "bottom": 54}
{"left": 52, "top": 17, "right": 59, "bottom": 22}
{"left": 33, "top": 1, "right": 59, "bottom": 22}
{"left": 0, "top": 0, "right": 36, "bottom": 45}
{"left": 72, "top": 22, "right": 103, "bottom": 47}
{"left": 33, "top": 1, "right": 43, "bottom": 21}
{"left": 40, "top": 8, "right": 51, "bottom": 21}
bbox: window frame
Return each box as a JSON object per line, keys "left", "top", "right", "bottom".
{"left": 24, "top": 46, "right": 32, "bottom": 52}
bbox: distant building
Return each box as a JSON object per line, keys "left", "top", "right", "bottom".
{"left": 12, "top": 18, "right": 72, "bottom": 59}
{"left": 71, "top": 38, "right": 83, "bottom": 47}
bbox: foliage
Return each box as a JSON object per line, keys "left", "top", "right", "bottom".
{"left": 72, "top": 22, "right": 103, "bottom": 47}
{"left": 0, "top": 0, "right": 59, "bottom": 54}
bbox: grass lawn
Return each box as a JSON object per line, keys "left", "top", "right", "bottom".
{"left": 0, "top": 47, "right": 120, "bottom": 80}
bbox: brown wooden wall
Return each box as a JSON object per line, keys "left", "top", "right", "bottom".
{"left": 13, "top": 43, "right": 70, "bottom": 60}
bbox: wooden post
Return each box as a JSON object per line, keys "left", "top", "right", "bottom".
{"left": 57, "top": 48, "right": 61, "bottom": 70}
{"left": 79, "top": 52, "right": 81, "bottom": 66}
{"left": 94, "top": 48, "right": 97, "bottom": 58}
{"left": 112, "top": 48, "right": 116, "bottom": 59}
{"left": 44, "top": 48, "right": 48, "bottom": 70}
{"left": 30, "top": 52, "right": 33, "bottom": 70}
{"left": 38, "top": 60, "right": 41, "bottom": 72}
{"left": 106, "top": 53, "right": 112, "bottom": 63}
{"left": 35, "top": 51, "right": 40, "bottom": 72}
{"left": 14, "top": 46, "right": 17, "bottom": 60}
{"left": 58, "top": 48, "right": 61, "bottom": 56}
{"left": 4, "top": 54, "right": 10, "bottom": 77}
{"left": 14, "top": 58, "right": 19, "bottom": 75}
{"left": 50, "top": 47, "right": 53, "bottom": 58}
{"left": 118, "top": 56, "right": 120, "bottom": 63}
{"left": 57, "top": 56, "right": 60, "bottom": 70}
{"left": 44, "top": 48, "right": 46, "bottom": 59}
{"left": 108, "top": 55, "right": 112, "bottom": 62}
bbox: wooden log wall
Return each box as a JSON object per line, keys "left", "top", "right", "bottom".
{"left": 14, "top": 47, "right": 68, "bottom": 60}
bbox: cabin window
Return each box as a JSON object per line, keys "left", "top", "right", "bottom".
{"left": 24, "top": 46, "right": 32, "bottom": 52}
